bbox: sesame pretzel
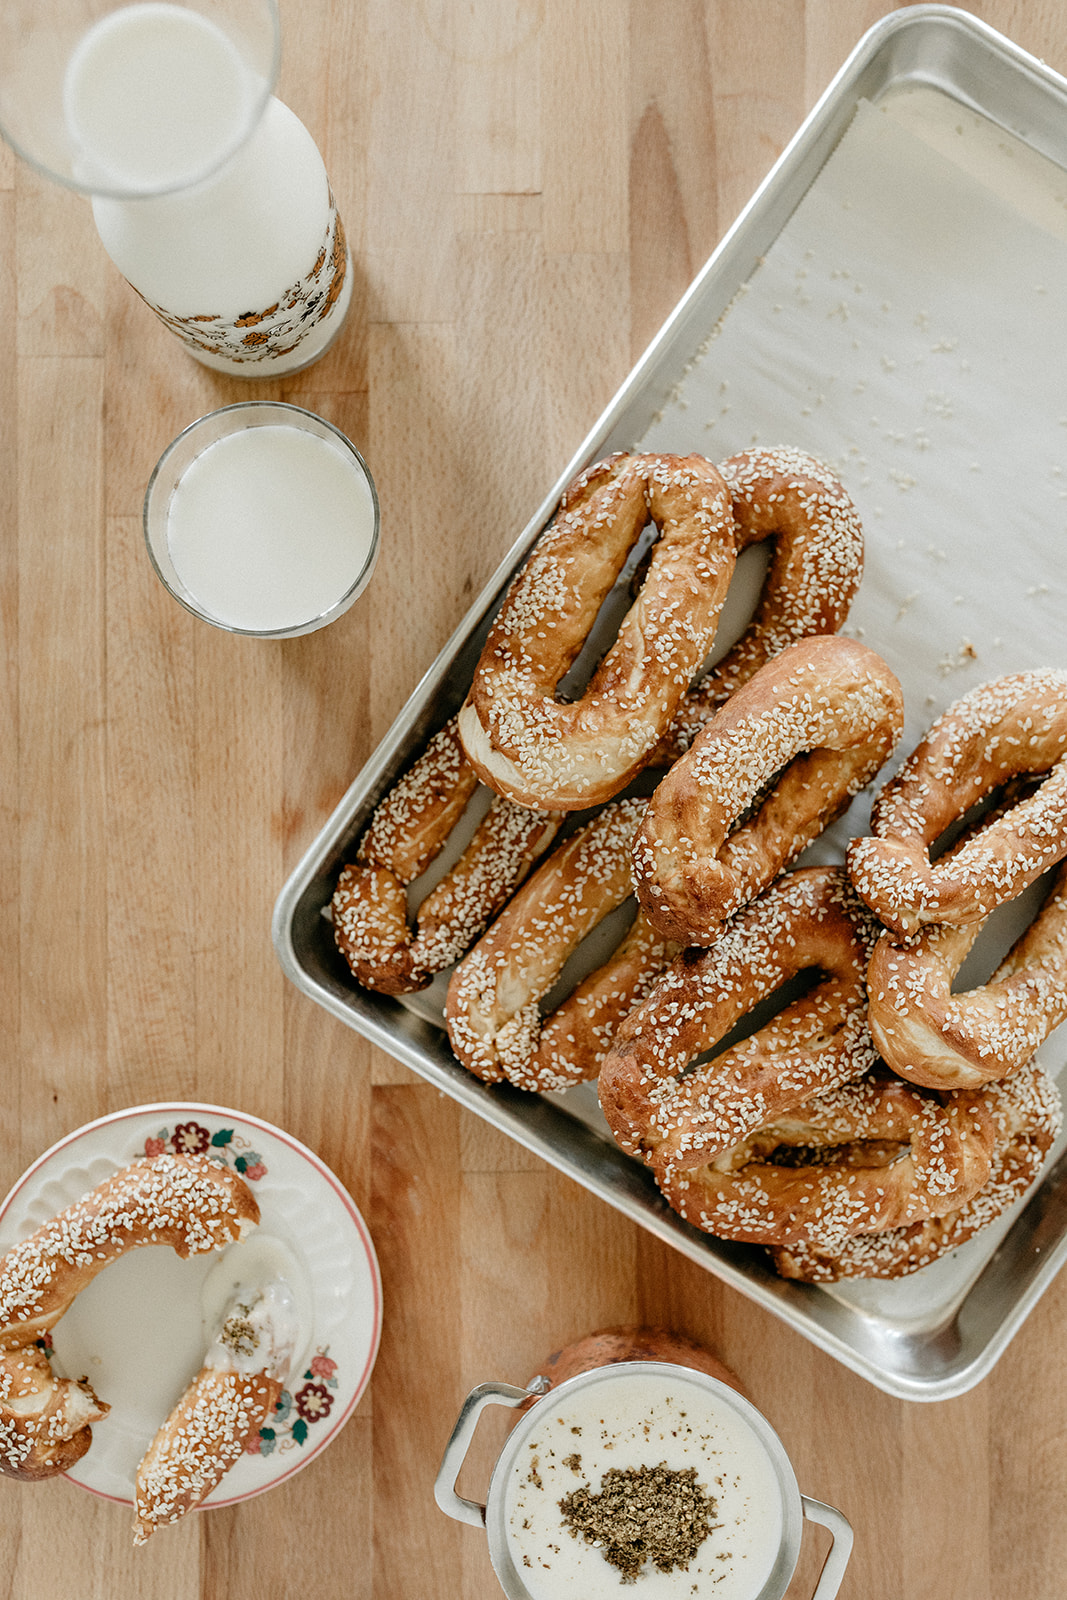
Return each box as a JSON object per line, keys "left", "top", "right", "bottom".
{"left": 457, "top": 453, "right": 737, "bottom": 810}
{"left": 446, "top": 798, "right": 677, "bottom": 1092}
{"left": 332, "top": 717, "right": 562, "bottom": 994}
{"left": 134, "top": 1280, "right": 295, "bottom": 1544}
{"left": 598, "top": 867, "right": 880, "bottom": 1172}
{"left": 633, "top": 635, "right": 904, "bottom": 947}
{"left": 0, "top": 1154, "right": 258, "bottom": 1483}
{"left": 653, "top": 1069, "right": 997, "bottom": 1252}
{"left": 655, "top": 447, "right": 865, "bottom": 763}
{"left": 770, "top": 1059, "right": 1061, "bottom": 1279}
{"left": 867, "top": 859, "right": 1067, "bottom": 1091}
{"left": 846, "top": 669, "right": 1067, "bottom": 937}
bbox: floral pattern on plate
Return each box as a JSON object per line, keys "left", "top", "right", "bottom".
{"left": 251, "top": 1350, "right": 340, "bottom": 1457}
{"left": 141, "top": 1119, "right": 269, "bottom": 1182}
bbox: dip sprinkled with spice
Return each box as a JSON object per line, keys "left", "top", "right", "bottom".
{"left": 559, "top": 1461, "right": 715, "bottom": 1582}
{"left": 503, "top": 1368, "right": 783, "bottom": 1599}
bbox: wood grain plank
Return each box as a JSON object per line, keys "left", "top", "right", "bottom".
{"left": 990, "top": 1276, "right": 1067, "bottom": 1600}
{"left": 541, "top": 0, "right": 628, "bottom": 255}
{"left": 0, "top": 190, "right": 19, "bottom": 1167}
{"left": 18, "top": 1475, "right": 200, "bottom": 1598}
{"left": 453, "top": 227, "right": 557, "bottom": 547}
{"left": 628, "top": 0, "right": 721, "bottom": 354}
{"left": 541, "top": 250, "right": 631, "bottom": 466}
{"left": 190, "top": 627, "right": 287, "bottom": 1113}
{"left": 708, "top": 0, "right": 808, "bottom": 226}
{"left": 901, "top": 1389, "right": 992, "bottom": 1600}
{"left": 201, "top": 1408, "right": 373, "bottom": 1600}
{"left": 366, "top": 321, "right": 465, "bottom": 733}
{"left": 16, "top": 355, "right": 106, "bottom": 1163}
{"left": 370, "top": 1083, "right": 466, "bottom": 1599}
{"left": 362, "top": 0, "right": 457, "bottom": 324}
{"left": 103, "top": 513, "right": 197, "bottom": 1104}
{"left": 16, "top": 176, "right": 106, "bottom": 359}
{"left": 451, "top": 0, "right": 543, "bottom": 197}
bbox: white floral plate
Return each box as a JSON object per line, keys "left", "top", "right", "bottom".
{"left": 0, "top": 1103, "right": 382, "bottom": 1509}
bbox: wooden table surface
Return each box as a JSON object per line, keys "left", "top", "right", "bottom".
{"left": 3, "top": 2, "right": 1066, "bottom": 1596}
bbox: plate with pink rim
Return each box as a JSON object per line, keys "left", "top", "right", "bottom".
{"left": 0, "top": 1102, "right": 382, "bottom": 1511}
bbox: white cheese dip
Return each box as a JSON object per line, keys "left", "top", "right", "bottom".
{"left": 503, "top": 1369, "right": 784, "bottom": 1599}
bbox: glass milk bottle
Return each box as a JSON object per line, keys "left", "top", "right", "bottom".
{"left": 0, "top": 1, "right": 352, "bottom": 376}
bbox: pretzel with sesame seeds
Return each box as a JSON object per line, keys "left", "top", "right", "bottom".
{"left": 599, "top": 867, "right": 881, "bottom": 1173}
{"left": 456, "top": 452, "right": 738, "bottom": 811}
{"left": 332, "top": 717, "right": 563, "bottom": 995}
{"left": 770, "top": 1057, "right": 1061, "bottom": 1279}
{"left": 0, "top": 1153, "right": 259, "bottom": 1483}
{"left": 134, "top": 1279, "right": 296, "bottom": 1544}
{"left": 633, "top": 635, "right": 904, "bottom": 947}
{"left": 654, "top": 447, "right": 865, "bottom": 763}
{"left": 846, "top": 669, "right": 1067, "bottom": 938}
{"left": 866, "top": 858, "right": 1067, "bottom": 1091}
{"left": 653, "top": 1067, "right": 998, "bottom": 1253}
{"left": 446, "top": 798, "right": 679, "bottom": 1092}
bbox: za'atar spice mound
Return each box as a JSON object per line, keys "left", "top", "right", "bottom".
{"left": 559, "top": 1461, "right": 715, "bottom": 1581}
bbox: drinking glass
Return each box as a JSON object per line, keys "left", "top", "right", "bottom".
{"left": 144, "top": 403, "right": 380, "bottom": 638}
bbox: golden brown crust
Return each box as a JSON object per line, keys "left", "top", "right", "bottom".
{"left": 633, "top": 635, "right": 904, "bottom": 947}
{"left": 445, "top": 799, "right": 678, "bottom": 1091}
{"left": 867, "top": 859, "right": 1067, "bottom": 1091}
{"left": 332, "top": 717, "right": 562, "bottom": 994}
{"left": 530, "top": 907, "right": 677, "bottom": 1087}
{"left": 598, "top": 867, "right": 880, "bottom": 1172}
{"left": 655, "top": 447, "right": 865, "bottom": 763}
{"left": 846, "top": 670, "right": 1067, "bottom": 936}
{"left": 457, "top": 453, "right": 737, "bottom": 810}
{"left": 653, "top": 1071, "right": 998, "bottom": 1251}
{"left": 770, "top": 1059, "right": 1061, "bottom": 1279}
{"left": 0, "top": 1154, "right": 258, "bottom": 1351}
{"left": 133, "top": 1368, "right": 282, "bottom": 1544}
{"left": 0, "top": 1153, "right": 258, "bottom": 1483}
{"left": 0, "top": 1345, "right": 108, "bottom": 1482}
{"left": 359, "top": 718, "right": 480, "bottom": 884}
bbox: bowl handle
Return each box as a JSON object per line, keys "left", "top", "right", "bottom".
{"left": 801, "top": 1496, "right": 855, "bottom": 1598}
{"left": 434, "top": 1376, "right": 551, "bottom": 1528}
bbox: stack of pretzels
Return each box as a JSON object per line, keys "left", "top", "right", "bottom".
{"left": 331, "top": 444, "right": 1066, "bottom": 1281}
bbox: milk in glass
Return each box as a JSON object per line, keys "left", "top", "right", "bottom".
{"left": 163, "top": 424, "right": 377, "bottom": 633}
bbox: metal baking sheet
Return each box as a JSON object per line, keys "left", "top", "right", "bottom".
{"left": 272, "top": 5, "right": 1067, "bottom": 1401}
